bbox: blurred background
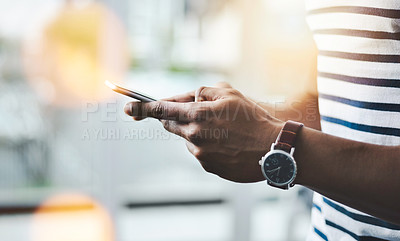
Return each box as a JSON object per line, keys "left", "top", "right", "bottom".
{"left": 0, "top": 0, "right": 317, "bottom": 240}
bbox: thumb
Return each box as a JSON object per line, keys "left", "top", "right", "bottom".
{"left": 195, "top": 86, "right": 225, "bottom": 102}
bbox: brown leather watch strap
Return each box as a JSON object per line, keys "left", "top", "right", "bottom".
{"left": 274, "top": 120, "right": 304, "bottom": 153}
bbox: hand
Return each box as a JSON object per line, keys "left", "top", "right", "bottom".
{"left": 124, "top": 85, "right": 283, "bottom": 183}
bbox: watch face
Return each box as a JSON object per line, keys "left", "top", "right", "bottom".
{"left": 262, "top": 151, "right": 296, "bottom": 185}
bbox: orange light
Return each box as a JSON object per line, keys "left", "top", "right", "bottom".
{"left": 30, "top": 193, "right": 114, "bottom": 241}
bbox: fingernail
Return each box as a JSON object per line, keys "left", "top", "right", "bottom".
{"left": 124, "top": 103, "right": 132, "bottom": 116}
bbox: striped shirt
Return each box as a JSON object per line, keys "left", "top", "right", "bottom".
{"left": 304, "top": 0, "right": 400, "bottom": 240}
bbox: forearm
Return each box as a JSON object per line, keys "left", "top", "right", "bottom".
{"left": 259, "top": 92, "right": 321, "bottom": 130}
{"left": 293, "top": 126, "right": 400, "bottom": 225}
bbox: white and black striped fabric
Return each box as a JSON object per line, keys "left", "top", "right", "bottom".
{"left": 304, "top": 0, "right": 400, "bottom": 240}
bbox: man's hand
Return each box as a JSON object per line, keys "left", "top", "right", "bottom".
{"left": 124, "top": 86, "right": 283, "bottom": 183}
{"left": 123, "top": 84, "right": 400, "bottom": 224}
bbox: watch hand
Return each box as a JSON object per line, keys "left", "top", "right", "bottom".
{"left": 267, "top": 167, "right": 281, "bottom": 174}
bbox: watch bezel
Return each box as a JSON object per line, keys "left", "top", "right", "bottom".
{"left": 260, "top": 149, "right": 297, "bottom": 187}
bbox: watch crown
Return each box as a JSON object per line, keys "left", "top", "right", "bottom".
{"left": 290, "top": 147, "right": 295, "bottom": 156}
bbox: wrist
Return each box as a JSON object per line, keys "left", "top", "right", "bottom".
{"left": 268, "top": 119, "right": 285, "bottom": 148}
{"left": 292, "top": 126, "right": 312, "bottom": 185}
{"left": 252, "top": 117, "right": 284, "bottom": 153}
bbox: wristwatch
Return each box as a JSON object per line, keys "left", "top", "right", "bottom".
{"left": 259, "top": 120, "right": 304, "bottom": 190}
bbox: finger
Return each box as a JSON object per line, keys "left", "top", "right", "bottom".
{"left": 124, "top": 100, "right": 146, "bottom": 121}
{"left": 160, "top": 120, "right": 188, "bottom": 139}
{"left": 124, "top": 101, "right": 209, "bottom": 121}
{"left": 185, "top": 141, "right": 202, "bottom": 157}
{"left": 162, "top": 121, "right": 204, "bottom": 145}
{"left": 185, "top": 141, "right": 224, "bottom": 174}
{"left": 161, "top": 91, "right": 195, "bottom": 102}
{"left": 132, "top": 116, "right": 146, "bottom": 121}
{"left": 125, "top": 101, "right": 185, "bottom": 120}
{"left": 215, "top": 81, "right": 232, "bottom": 89}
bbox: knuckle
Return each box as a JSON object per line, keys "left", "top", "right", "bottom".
{"left": 226, "top": 88, "right": 240, "bottom": 96}
{"left": 161, "top": 120, "right": 170, "bottom": 130}
{"left": 193, "top": 148, "right": 203, "bottom": 159}
{"left": 196, "top": 86, "right": 208, "bottom": 101}
{"left": 151, "top": 103, "right": 165, "bottom": 118}
{"left": 197, "top": 86, "right": 207, "bottom": 95}
{"left": 192, "top": 108, "right": 207, "bottom": 121}
{"left": 177, "top": 103, "right": 192, "bottom": 121}
{"left": 187, "top": 126, "right": 202, "bottom": 144}
{"left": 187, "top": 127, "right": 197, "bottom": 139}
{"left": 189, "top": 102, "right": 212, "bottom": 121}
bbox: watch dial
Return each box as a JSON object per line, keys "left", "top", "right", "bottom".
{"left": 263, "top": 152, "right": 295, "bottom": 184}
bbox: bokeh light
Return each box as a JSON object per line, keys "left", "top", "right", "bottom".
{"left": 30, "top": 193, "right": 114, "bottom": 241}
{"left": 23, "top": 1, "right": 129, "bottom": 107}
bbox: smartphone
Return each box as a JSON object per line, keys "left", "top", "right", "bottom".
{"left": 105, "top": 80, "right": 157, "bottom": 102}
